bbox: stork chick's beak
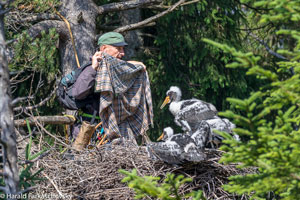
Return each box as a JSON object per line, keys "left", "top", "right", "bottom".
{"left": 160, "top": 96, "right": 170, "bottom": 109}
{"left": 157, "top": 132, "right": 164, "bottom": 141}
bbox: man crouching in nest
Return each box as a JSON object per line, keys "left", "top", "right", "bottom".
{"left": 72, "top": 32, "right": 154, "bottom": 145}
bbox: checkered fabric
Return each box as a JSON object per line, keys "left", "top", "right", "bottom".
{"left": 95, "top": 53, "right": 154, "bottom": 139}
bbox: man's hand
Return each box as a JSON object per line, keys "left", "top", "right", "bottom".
{"left": 128, "top": 61, "right": 147, "bottom": 71}
{"left": 92, "top": 51, "right": 103, "bottom": 70}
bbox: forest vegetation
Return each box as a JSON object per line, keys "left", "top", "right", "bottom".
{"left": 0, "top": 0, "right": 299, "bottom": 199}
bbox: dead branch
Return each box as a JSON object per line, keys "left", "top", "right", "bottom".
{"left": 14, "top": 116, "right": 76, "bottom": 127}
{"left": 15, "top": 13, "right": 59, "bottom": 23}
{"left": 27, "top": 20, "right": 68, "bottom": 40}
{"left": 249, "top": 32, "right": 287, "bottom": 60}
{"left": 13, "top": 86, "right": 57, "bottom": 112}
{"left": 11, "top": 96, "right": 35, "bottom": 106}
{"left": 42, "top": 172, "right": 65, "bottom": 198}
{"left": 99, "top": 22, "right": 156, "bottom": 31}
{"left": 114, "top": 0, "right": 187, "bottom": 33}
{"left": 97, "top": 0, "right": 162, "bottom": 14}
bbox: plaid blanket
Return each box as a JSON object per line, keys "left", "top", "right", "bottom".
{"left": 95, "top": 53, "right": 153, "bottom": 139}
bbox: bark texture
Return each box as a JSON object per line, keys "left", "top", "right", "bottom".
{"left": 120, "top": 5, "right": 143, "bottom": 60}
{"left": 0, "top": 7, "right": 20, "bottom": 197}
{"left": 14, "top": 116, "right": 76, "bottom": 127}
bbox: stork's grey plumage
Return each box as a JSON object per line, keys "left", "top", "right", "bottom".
{"left": 205, "top": 117, "right": 240, "bottom": 148}
{"left": 147, "top": 127, "right": 206, "bottom": 164}
{"left": 189, "top": 121, "right": 211, "bottom": 149}
{"left": 160, "top": 86, "right": 217, "bottom": 132}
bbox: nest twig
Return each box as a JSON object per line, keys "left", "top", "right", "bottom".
{"left": 28, "top": 144, "right": 255, "bottom": 200}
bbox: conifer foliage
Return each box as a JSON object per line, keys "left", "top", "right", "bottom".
{"left": 119, "top": 169, "right": 205, "bottom": 200}
{"left": 204, "top": 0, "right": 300, "bottom": 199}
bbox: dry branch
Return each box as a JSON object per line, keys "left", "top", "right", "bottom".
{"left": 15, "top": 13, "right": 59, "bottom": 23}
{"left": 13, "top": 86, "right": 57, "bottom": 112}
{"left": 114, "top": 0, "right": 186, "bottom": 33}
{"left": 14, "top": 116, "right": 76, "bottom": 127}
{"left": 249, "top": 32, "right": 287, "bottom": 60}
{"left": 98, "top": 0, "right": 162, "bottom": 14}
{"left": 99, "top": 22, "right": 156, "bottom": 31}
{"left": 27, "top": 20, "right": 68, "bottom": 40}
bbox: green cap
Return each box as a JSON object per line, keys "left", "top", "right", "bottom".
{"left": 97, "top": 32, "right": 128, "bottom": 47}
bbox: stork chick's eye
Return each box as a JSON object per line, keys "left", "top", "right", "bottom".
{"left": 166, "top": 91, "right": 173, "bottom": 97}
{"left": 171, "top": 93, "right": 177, "bottom": 102}
{"left": 167, "top": 91, "right": 177, "bottom": 102}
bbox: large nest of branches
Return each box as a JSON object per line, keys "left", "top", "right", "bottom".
{"left": 29, "top": 143, "right": 255, "bottom": 200}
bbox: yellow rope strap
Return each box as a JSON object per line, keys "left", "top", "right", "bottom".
{"left": 54, "top": 9, "right": 81, "bottom": 68}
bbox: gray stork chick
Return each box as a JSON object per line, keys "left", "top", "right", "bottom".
{"left": 146, "top": 127, "right": 206, "bottom": 165}
{"left": 160, "top": 86, "right": 218, "bottom": 132}
{"left": 205, "top": 117, "right": 240, "bottom": 148}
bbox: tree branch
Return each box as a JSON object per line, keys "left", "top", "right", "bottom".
{"left": 13, "top": 86, "right": 57, "bottom": 112}
{"left": 147, "top": 0, "right": 199, "bottom": 10}
{"left": 14, "top": 116, "right": 76, "bottom": 127}
{"left": 97, "top": 0, "right": 162, "bottom": 14}
{"left": 12, "top": 96, "right": 35, "bottom": 106}
{"left": 27, "top": 20, "right": 68, "bottom": 40}
{"left": 0, "top": 0, "right": 16, "bottom": 6}
{"left": 42, "top": 172, "right": 65, "bottom": 198}
{"left": 114, "top": 0, "right": 186, "bottom": 33}
{"left": 249, "top": 33, "right": 287, "bottom": 60}
{"left": 0, "top": 186, "right": 8, "bottom": 193}
{"left": 15, "top": 13, "right": 59, "bottom": 23}
{"left": 99, "top": 22, "right": 156, "bottom": 31}
{"left": 0, "top": 172, "right": 8, "bottom": 177}
{"left": 27, "top": 113, "right": 71, "bottom": 148}
{"left": 0, "top": 7, "right": 11, "bottom": 16}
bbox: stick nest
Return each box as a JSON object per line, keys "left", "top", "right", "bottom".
{"left": 29, "top": 144, "right": 254, "bottom": 200}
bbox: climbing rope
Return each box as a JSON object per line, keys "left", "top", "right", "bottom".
{"left": 54, "top": 9, "right": 81, "bottom": 68}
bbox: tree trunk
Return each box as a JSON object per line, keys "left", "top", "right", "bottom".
{"left": 0, "top": 6, "right": 20, "bottom": 197}
{"left": 120, "top": 6, "right": 143, "bottom": 60}
{"left": 59, "top": 0, "right": 98, "bottom": 73}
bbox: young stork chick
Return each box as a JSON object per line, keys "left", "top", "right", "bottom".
{"left": 147, "top": 127, "right": 206, "bottom": 165}
{"left": 160, "top": 86, "right": 218, "bottom": 132}
{"left": 205, "top": 117, "right": 240, "bottom": 148}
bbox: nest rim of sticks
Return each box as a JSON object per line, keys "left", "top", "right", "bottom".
{"left": 26, "top": 142, "right": 255, "bottom": 200}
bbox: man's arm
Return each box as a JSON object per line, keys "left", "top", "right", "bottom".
{"left": 72, "top": 51, "right": 103, "bottom": 99}
{"left": 127, "top": 61, "right": 147, "bottom": 70}
{"left": 72, "top": 66, "right": 97, "bottom": 100}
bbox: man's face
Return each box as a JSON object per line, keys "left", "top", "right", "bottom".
{"left": 100, "top": 44, "right": 125, "bottom": 59}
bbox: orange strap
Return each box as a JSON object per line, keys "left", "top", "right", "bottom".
{"left": 95, "top": 121, "right": 103, "bottom": 130}
{"left": 97, "top": 134, "right": 107, "bottom": 147}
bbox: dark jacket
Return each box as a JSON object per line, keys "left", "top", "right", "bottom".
{"left": 72, "top": 65, "right": 97, "bottom": 100}
{"left": 72, "top": 65, "right": 99, "bottom": 115}
{"left": 71, "top": 65, "right": 100, "bottom": 139}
